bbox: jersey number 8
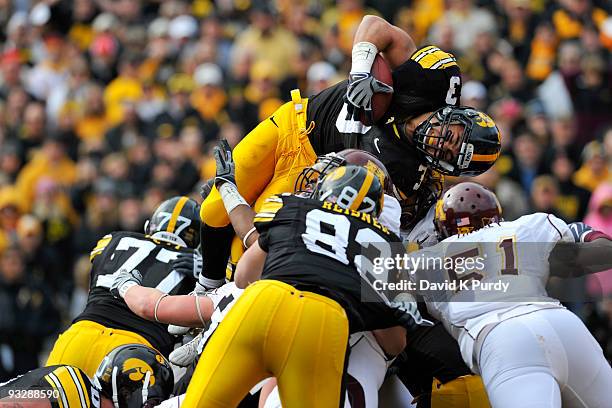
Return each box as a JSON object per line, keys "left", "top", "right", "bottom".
{"left": 335, "top": 186, "right": 377, "bottom": 215}
{"left": 301, "top": 209, "right": 393, "bottom": 281}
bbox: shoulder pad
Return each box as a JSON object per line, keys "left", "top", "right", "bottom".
{"left": 90, "top": 234, "right": 113, "bottom": 262}
{"left": 254, "top": 195, "right": 285, "bottom": 225}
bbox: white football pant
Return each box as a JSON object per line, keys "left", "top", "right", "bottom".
{"left": 478, "top": 308, "right": 612, "bottom": 408}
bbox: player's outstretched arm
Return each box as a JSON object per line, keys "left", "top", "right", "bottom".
{"left": 346, "top": 15, "right": 414, "bottom": 116}
{"left": 549, "top": 223, "right": 612, "bottom": 278}
{"left": 234, "top": 241, "right": 267, "bottom": 289}
{"left": 353, "top": 15, "right": 416, "bottom": 69}
{"left": 214, "top": 140, "right": 259, "bottom": 248}
{"left": 109, "top": 269, "right": 214, "bottom": 327}
{"left": 550, "top": 239, "right": 612, "bottom": 278}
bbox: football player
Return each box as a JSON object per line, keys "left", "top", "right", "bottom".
{"left": 198, "top": 15, "right": 502, "bottom": 292}
{"left": 179, "top": 165, "right": 429, "bottom": 407}
{"left": 414, "top": 182, "right": 612, "bottom": 407}
{"left": 46, "top": 197, "right": 201, "bottom": 377}
{"left": 298, "top": 149, "right": 491, "bottom": 408}
{"left": 0, "top": 344, "right": 173, "bottom": 408}
{"left": 109, "top": 147, "right": 407, "bottom": 407}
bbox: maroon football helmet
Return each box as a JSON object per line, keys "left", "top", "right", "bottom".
{"left": 295, "top": 149, "right": 394, "bottom": 195}
{"left": 434, "top": 182, "right": 502, "bottom": 239}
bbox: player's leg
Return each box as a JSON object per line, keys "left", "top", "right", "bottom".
{"left": 46, "top": 322, "right": 101, "bottom": 375}
{"left": 344, "top": 332, "right": 389, "bottom": 407}
{"left": 198, "top": 115, "right": 281, "bottom": 285}
{"left": 271, "top": 287, "right": 349, "bottom": 408}
{"left": 484, "top": 369, "right": 561, "bottom": 408}
{"left": 180, "top": 281, "right": 286, "bottom": 408}
{"left": 200, "top": 97, "right": 316, "bottom": 227}
{"left": 378, "top": 375, "right": 417, "bottom": 408}
{"left": 200, "top": 100, "right": 317, "bottom": 283}
{"left": 226, "top": 146, "right": 319, "bottom": 275}
{"left": 200, "top": 115, "right": 279, "bottom": 228}
{"left": 46, "top": 321, "right": 155, "bottom": 377}
{"left": 226, "top": 103, "right": 318, "bottom": 278}
{"left": 538, "top": 308, "right": 612, "bottom": 408}
{"left": 396, "top": 323, "right": 490, "bottom": 408}
{"left": 477, "top": 313, "right": 563, "bottom": 408}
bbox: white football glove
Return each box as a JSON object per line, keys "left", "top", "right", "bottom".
{"left": 109, "top": 269, "right": 142, "bottom": 299}
{"left": 170, "top": 332, "right": 203, "bottom": 367}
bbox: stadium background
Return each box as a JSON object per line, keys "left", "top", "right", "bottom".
{"left": 0, "top": 0, "right": 610, "bottom": 381}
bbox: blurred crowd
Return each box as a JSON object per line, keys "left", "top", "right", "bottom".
{"left": 0, "top": 0, "right": 610, "bottom": 380}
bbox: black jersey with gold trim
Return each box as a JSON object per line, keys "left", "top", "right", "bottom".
{"left": 305, "top": 45, "right": 459, "bottom": 197}
{"left": 76, "top": 231, "right": 196, "bottom": 355}
{"left": 306, "top": 81, "right": 437, "bottom": 199}
{"left": 254, "top": 194, "right": 404, "bottom": 333}
{"left": 389, "top": 45, "right": 461, "bottom": 121}
{"left": 0, "top": 365, "right": 101, "bottom": 408}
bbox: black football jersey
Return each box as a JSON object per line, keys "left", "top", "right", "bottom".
{"left": 254, "top": 194, "right": 404, "bottom": 333}
{"left": 0, "top": 365, "right": 101, "bottom": 408}
{"left": 76, "top": 231, "right": 196, "bottom": 356}
{"left": 305, "top": 81, "right": 431, "bottom": 197}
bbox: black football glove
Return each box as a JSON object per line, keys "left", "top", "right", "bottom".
{"left": 346, "top": 72, "right": 393, "bottom": 123}
{"left": 110, "top": 269, "right": 143, "bottom": 299}
{"left": 171, "top": 251, "right": 203, "bottom": 279}
{"left": 213, "top": 140, "right": 236, "bottom": 189}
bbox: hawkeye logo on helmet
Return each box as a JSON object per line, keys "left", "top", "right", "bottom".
{"left": 123, "top": 358, "right": 156, "bottom": 386}
{"left": 458, "top": 143, "right": 474, "bottom": 169}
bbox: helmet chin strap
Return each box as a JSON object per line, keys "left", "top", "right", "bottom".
{"left": 111, "top": 366, "right": 119, "bottom": 408}
{"left": 141, "top": 371, "right": 151, "bottom": 403}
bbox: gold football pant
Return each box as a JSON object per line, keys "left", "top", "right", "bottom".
{"left": 45, "top": 320, "right": 154, "bottom": 377}
{"left": 431, "top": 375, "right": 491, "bottom": 408}
{"left": 200, "top": 94, "right": 317, "bottom": 273}
{"left": 181, "top": 280, "right": 349, "bottom": 408}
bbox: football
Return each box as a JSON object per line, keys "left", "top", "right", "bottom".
{"left": 360, "top": 53, "right": 393, "bottom": 125}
